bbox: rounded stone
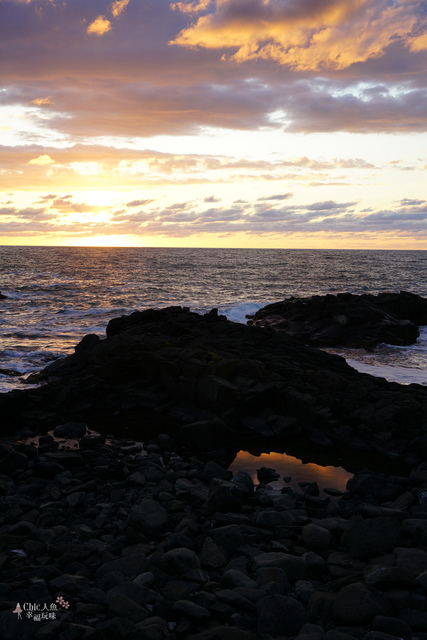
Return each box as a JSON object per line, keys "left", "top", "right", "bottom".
{"left": 161, "top": 547, "right": 201, "bottom": 576}
{"left": 257, "top": 594, "right": 309, "bottom": 636}
{"left": 332, "top": 582, "right": 392, "bottom": 625}
{"left": 53, "top": 422, "right": 87, "bottom": 439}
{"left": 302, "top": 523, "right": 333, "bottom": 551}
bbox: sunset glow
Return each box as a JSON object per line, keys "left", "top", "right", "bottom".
{"left": 1, "top": 0, "right": 427, "bottom": 247}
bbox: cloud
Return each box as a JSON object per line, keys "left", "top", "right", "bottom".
{"left": 257, "top": 193, "right": 293, "bottom": 201}
{"left": 408, "top": 30, "right": 427, "bottom": 52}
{"left": 0, "top": 208, "right": 16, "bottom": 216}
{"left": 281, "top": 80, "right": 427, "bottom": 133}
{"left": 1, "top": 0, "right": 427, "bottom": 140}
{"left": 15, "top": 207, "right": 55, "bottom": 221}
{"left": 87, "top": 2, "right": 130, "bottom": 38}
{"left": 0, "top": 192, "right": 426, "bottom": 240}
{"left": 111, "top": 0, "right": 130, "bottom": 18}
{"left": 87, "top": 15, "right": 112, "bottom": 36}
{"left": 38, "top": 193, "right": 59, "bottom": 202}
{"left": 0, "top": 205, "right": 55, "bottom": 221}
{"left": 28, "top": 154, "right": 55, "bottom": 165}
{"left": 0, "top": 142, "right": 415, "bottom": 196}
{"left": 305, "top": 200, "right": 357, "bottom": 211}
{"left": 399, "top": 197, "right": 426, "bottom": 205}
{"left": 126, "top": 198, "right": 156, "bottom": 207}
{"left": 31, "top": 96, "right": 54, "bottom": 106}
{"left": 171, "top": 0, "right": 212, "bottom": 14}
{"left": 1, "top": 1, "right": 426, "bottom": 248}
{"left": 172, "top": 0, "right": 426, "bottom": 72}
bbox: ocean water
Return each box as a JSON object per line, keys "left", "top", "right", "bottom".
{"left": 1, "top": 246, "right": 426, "bottom": 395}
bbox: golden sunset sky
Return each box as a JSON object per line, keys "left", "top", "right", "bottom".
{"left": 1, "top": 0, "right": 427, "bottom": 248}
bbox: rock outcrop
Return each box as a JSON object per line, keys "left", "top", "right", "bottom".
{"left": 248, "top": 291, "right": 427, "bottom": 348}
{"left": 0, "top": 305, "right": 426, "bottom": 467}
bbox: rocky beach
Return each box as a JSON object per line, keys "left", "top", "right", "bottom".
{"left": 1, "top": 292, "right": 427, "bottom": 639}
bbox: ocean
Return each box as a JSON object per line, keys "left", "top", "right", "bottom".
{"left": 1, "top": 246, "right": 426, "bottom": 490}
{"left": 1, "top": 246, "right": 426, "bottom": 394}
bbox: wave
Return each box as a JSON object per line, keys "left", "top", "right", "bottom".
{"left": 55, "top": 306, "right": 132, "bottom": 318}
{"left": 347, "top": 359, "right": 427, "bottom": 386}
{"left": 219, "top": 302, "right": 269, "bottom": 324}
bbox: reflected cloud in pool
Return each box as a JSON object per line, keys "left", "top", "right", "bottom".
{"left": 230, "top": 450, "right": 352, "bottom": 493}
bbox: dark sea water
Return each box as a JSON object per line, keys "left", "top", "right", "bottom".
{"left": 1, "top": 246, "right": 426, "bottom": 490}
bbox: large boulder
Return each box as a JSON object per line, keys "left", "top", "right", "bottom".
{"left": 341, "top": 516, "right": 402, "bottom": 558}
{"left": 332, "top": 583, "right": 393, "bottom": 624}
{"left": 53, "top": 422, "right": 87, "bottom": 439}
{"left": 257, "top": 594, "right": 309, "bottom": 636}
{"left": 249, "top": 291, "right": 427, "bottom": 348}
{"left": 127, "top": 500, "right": 170, "bottom": 539}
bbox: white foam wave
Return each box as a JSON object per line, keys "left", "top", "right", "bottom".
{"left": 219, "top": 301, "right": 269, "bottom": 324}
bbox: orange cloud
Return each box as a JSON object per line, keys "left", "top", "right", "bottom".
{"left": 171, "top": 0, "right": 212, "bottom": 14}
{"left": 172, "top": 0, "right": 423, "bottom": 71}
{"left": 87, "top": 15, "right": 112, "bottom": 36}
{"left": 32, "top": 96, "right": 54, "bottom": 106}
{"left": 111, "top": 0, "right": 130, "bottom": 19}
{"left": 408, "top": 31, "right": 427, "bottom": 51}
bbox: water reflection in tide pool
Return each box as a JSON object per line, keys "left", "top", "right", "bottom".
{"left": 230, "top": 451, "right": 353, "bottom": 494}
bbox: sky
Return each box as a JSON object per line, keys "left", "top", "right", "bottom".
{"left": 1, "top": 0, "right": 427, "bottom": 248}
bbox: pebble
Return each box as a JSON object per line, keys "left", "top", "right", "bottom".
{"left": 0, "top": 434, "right": 427, "bottom": 640}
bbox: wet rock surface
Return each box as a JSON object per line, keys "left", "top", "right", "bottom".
{"left": 0, "top": 305, "right": 426, "bottom": 468}
{"left": 249, "top": 291, "right": 427, "bottom": 348}
{"left": 1, "top": 434, "right": 427, "bottom": 639}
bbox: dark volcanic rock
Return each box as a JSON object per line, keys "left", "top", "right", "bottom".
{"left": 0, "top": 305, "right": 426, "bottom": 466}
{"left": 128, "top": 500, "right": 170, "bottom": 539}
{"left": 332, "top": 583, "right": 393, "bottom": 625}
{"left": 249, "top": 291, "right": 427, "bottom": 348}
{"left": 180, "top": 418, "right": 234, "bottom": 452}
{"left": 53, "top": 421, "right": 87, "bottom": 438}
{"left": 256, "top": 466, "right": 280, "bottom": 483}
{"left": 0, "top": 421, "right": 426, "bottom": 639}
{"left": 341, "top": 516, "right": 402, "bottom": 558}
{"left": 257, "top": 594, "right": 309, "bottom": 636}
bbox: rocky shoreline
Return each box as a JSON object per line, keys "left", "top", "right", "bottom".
{"left": 1, "top": 302, "right": 427, "bottom": 467}
{"left": 248, "top": 291, "right": 427, "bottom": 349}
{"left": 1, "top": 424, "right": 427, "bottom": 640}
{"left": 1, "top": 293, "right": 427, "bottom": 638}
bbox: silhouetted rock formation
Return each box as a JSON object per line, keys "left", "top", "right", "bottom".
{"left": 248, "top": 291, "right": 427, "bottom": 349}
{"left": 1, "top": 305, "right": 426, "bottom": 467}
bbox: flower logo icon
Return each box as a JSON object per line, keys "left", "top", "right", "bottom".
{"left": 56, "top": 596, "right": 70, "bottom": 609}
